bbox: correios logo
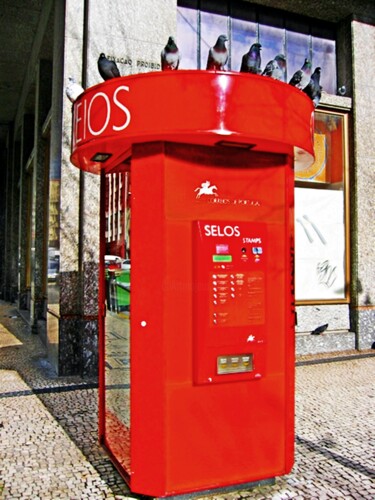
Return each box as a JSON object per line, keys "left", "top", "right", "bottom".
{"left": 195, "top": 181, "right": 218, "bottom": 198}
{"left": 194, "top": 179, "right": 261, "bottom": 207}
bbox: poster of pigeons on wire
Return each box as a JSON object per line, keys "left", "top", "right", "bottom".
{"left": 295, "top": 188, "right": 346, "bottom": 302}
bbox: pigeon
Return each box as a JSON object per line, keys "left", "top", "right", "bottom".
{"left": 65, "top": 76, "right": 84, "bottom": 103}
{"left": 311, "top": 323, "right": 329, "bottom": 335}
{"left": 161, "top": 36, "right": 180, "bottom": 70}
{"left": 303, "top": 67, "right": 322, "bottom": 107}
{"left": 262, "top": 54, "right": 286, "bottom": 81}
{"left": 289, "top": 58, "right": 312, "bottom": 90}
{"left": 98, "top": 53, "right": 121, "bottom": 80}
{"left": 206, "top": 34, "right": 228, "bottom": 71}
{"left": 240, "top": 43, "right": 262, "bottom": 74}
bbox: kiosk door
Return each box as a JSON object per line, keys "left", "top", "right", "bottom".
{"left": 100, "top": 169, "right": 132, "bottom": 477}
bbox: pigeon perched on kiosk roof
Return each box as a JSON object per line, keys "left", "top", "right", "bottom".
{"left": 161, "top": 36, "right": 180, "bottom": 70}
{"left": 289, "top": 58, "right": 312, "bottom": 90}
{"left": 303, "top": 67, "right": 322, "bottom": 107}
{"left": 206, "top": 34, "right": 228, "bottom": 71}
{"left": 98, "top": 53, "right": 121, "bottom": 80}
{"left": 240, "top": 43, "right": 262, "bottom": 74}
{"left": 65, "top": 76, "right": 84, "bottom": 103}
{"left": 262, "top": 54, "right": 286, "bottom": 81}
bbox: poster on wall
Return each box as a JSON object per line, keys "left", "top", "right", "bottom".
{"left": 295, "top": 187, "right": 346, "bottom": 301}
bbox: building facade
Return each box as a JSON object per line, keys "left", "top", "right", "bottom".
{"left": 0, "top": 0, "right": 374, "bottom": 377}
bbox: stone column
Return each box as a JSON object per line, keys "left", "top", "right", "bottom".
{"left": 0, "top": 148, "right": 6, "bottom": 299}
{"left": 9, "top": 141, "right": 21, "bottom": 302}
{"left": 79, "top": 171, "right": 100, "bottom": 377}
{"left": 18, "top": 114, "right": 34, "bottom": 310}
{"left": 30, "top": 59, "right": 52, "bottom": 332}
{"left": 57, "top": 0, "right": 84, "bottom": 375}
{"left": 3, "top": 127, "right": 14, "bottom": 302}
{"left": 350, "top": 20, "right": 375, "bottom": 349}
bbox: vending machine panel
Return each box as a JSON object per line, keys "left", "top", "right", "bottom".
{"left": 194, "top": 220, "right": 268, "bottom": 385}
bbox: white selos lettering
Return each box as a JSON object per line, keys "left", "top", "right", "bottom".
{"left": 75, "top": 86, "right": 132, "bottom": 143}
{"left": 204, "top": 224, "right": 241, "bottom": 237}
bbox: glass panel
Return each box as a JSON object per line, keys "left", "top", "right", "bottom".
{"left": 295, "top": 187, "right": 346, "bottom": 301}
{"left": 295, "top": 112, "right": 344, "bottom": 184}
{"left": 46, "top": 140, "right": 60, "bottom": 370}
{"left": 25, "top": 174, "right": 32, "bottom": 289}
{"left": 47, "top": 149, "right": 60, "bottom": 303}
{"left": 231, "top": 17, "right": 257, "bottom": 72}
{"left": 258, "top": 24, "right": 285, "bottom": 76}
{"left": 177, "top": 7, "right": 198, "bottom": 69}
{"left": 286, "top": 30, "right": 310, "bottom": 83}
{"left": 200, "top": 12, "right": 228, "bottom": 70}
{"left": 295, "top": 111, "right": 347, "bottom": 303}
{"left": 312, "top": 36, "right": 336, "bottom": 95}
{"left": 176, "top": 2, "right": 337, "bottom": 95}
{"left": 258, "top": 13, "right": 284, "bottom": 76}
{"left": 104, "top": 170, "right": 131, "bottom": 473}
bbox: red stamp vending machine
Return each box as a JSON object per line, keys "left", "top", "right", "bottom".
{"left": 71, "top": 71, "right": 314, "bottom": 497}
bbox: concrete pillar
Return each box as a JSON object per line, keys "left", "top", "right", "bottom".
{"left": 2, "top": 128, "right": 22, "bottom": 303}
{"left": 56, "top": 0, "right": 84, "bottom": 375}
{"left": 9, "top": 140, "right": 21, "bottom": 302}
{"left": 350, "top": 20, "right": 375, "bottom": 349}
{"left": 18, "top": 114, "right": 34, "bottom": 310}
{"left": 0, "top": 148, "right": 6, "bottom": 298}
{"left": 30, "top": 59, "right": 52, "bottom": 332}
{"left": 3, "top": 128, "right": 14, "bottom": 302}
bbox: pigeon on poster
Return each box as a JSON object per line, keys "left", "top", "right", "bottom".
{"left": 311, "top": 323, "right": 328, "bottom": 335}
{"left": 161, "top": 36, "right": 180, "bottom": 70}
{"left": 65, "top": 76, "right": 84, "bottom": 103}
{"left": 289, "top": 58, "right": 312, "bottom": 90}
{"left": 98, "top": 53, "right": 121, "bottom": 80}
{"left": 262, "top": 54, "right": 286, "bottom": 81}
{"left": 206, "top": 34, "right": 228, "bottom": 71}
{"left": 303, "top": 67, "right": 322, "bottom": 107}
{"left": 240, "top": 43, "right": 262, "bottom": 74}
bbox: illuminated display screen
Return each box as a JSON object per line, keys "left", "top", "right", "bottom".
{"left": 212, "top": 255, "right": 232, "bottom": 262}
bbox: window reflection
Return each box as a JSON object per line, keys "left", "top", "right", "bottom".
{"left": 286, "top": 31, "right": 310, "bottom": 83}
{"left": 259, "top": 24, "right": 285, "bottom": 73}
{"left": 104, "top": 170, "right": 132, "bottom": 472}
{"left": 200, "top": 12, "right": 228, "bottom": 69}
{"left": 177, "top": 7, "right": 198, "bottom": 69}
{"left": 231, "top": 18, "right": 257, "bottom": 72}
{"left": 177, "top": 1, "right": 337, "bottom": 96}
{"left": 312, "top": 36, "right": 336, "bottom": 94}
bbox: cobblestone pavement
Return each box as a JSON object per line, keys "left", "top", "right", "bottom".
{"left": 0, "top": 300, "right": 374, "bottom": 499}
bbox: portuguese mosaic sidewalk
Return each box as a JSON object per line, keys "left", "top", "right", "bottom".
{"left": 0, "top": 299, "right": 374, "bottom": 499}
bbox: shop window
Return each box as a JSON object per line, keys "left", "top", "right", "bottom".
{"left": 295, "top": 110, "right": 349, "bottom": 303}
{"left": 177, "top": 0, "right": 337, "bottom": 94}
{"left": 177, "top": 6, "right": 198, "bottom": 69}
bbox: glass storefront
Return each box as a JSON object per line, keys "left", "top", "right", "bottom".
{"left": 177, "top": 0, "right": 337, "bottom": 93}
{"left": 295, "top": 111, "right": 349, "bottom": 303}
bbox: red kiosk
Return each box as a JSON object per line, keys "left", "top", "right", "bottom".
{"left": 71, "top": 71, "right": 314, "bottom": 498}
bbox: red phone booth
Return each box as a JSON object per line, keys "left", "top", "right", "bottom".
{"left": 71, "top": 71, "right": 314, "bottom": 498}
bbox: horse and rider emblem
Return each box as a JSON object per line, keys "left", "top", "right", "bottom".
{"left": 195, "top": 181, "right": 218, "bottom": 199}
